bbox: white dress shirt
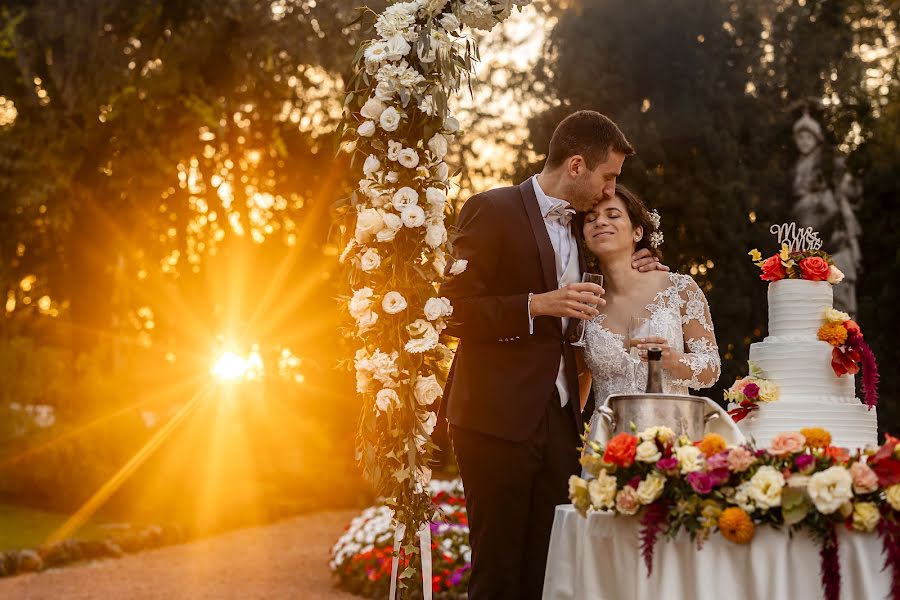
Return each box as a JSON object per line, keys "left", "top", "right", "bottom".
{"left": 529, "top": 175, "right": 579, "bottom": 407}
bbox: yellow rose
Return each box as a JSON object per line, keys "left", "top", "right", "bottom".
{"left": 852, "top": 502, "right": 881, "bottom": 532}
{"left": 886, "top": 484, "right": 900, "bottom": 511}
{"left": 756, "top": 380, "right": 779, "bottom": 403}
{"left": 588, "top": 470, "right": 618, "bottom": 510}
{"left": 823, "top": 307, "right": 851, "bottom": 324}
{"left": 636, "top": 472, "right": 666, "bottom": 505}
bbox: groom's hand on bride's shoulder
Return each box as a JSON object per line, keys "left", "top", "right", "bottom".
{"left": 530, "top": 283, "right": 605, "bottom": 320}
{"left": 631, "top": 248, "right": 670, "bottom": 272}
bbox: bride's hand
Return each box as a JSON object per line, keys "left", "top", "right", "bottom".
{"left": 634, "top": 337, "right": 682, "bottom": 371}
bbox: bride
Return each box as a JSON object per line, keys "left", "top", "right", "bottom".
{"left": 577, "top": 184, "right": 721, "bottom": 409}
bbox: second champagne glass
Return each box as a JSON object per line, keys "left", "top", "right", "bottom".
{"left": 627, "top": 316, "right": 652, "bottom": 359}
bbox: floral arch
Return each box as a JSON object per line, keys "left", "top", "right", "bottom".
{"left": 337, "top": 0, "right": 531, "bottom": 594}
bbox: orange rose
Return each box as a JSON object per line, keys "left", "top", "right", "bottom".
{"left": 824, "top": 445, "right": 851, "bottom": 464}
{"left": 759, "top": 255, "right": 786, "bottom": 282}
{"left": 603, "top": 432, "right": 639, "bottom": 467}
{"left": 799, "top": 256, "right": 830, "bottom": 281}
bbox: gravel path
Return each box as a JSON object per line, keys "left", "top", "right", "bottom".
{"left": 0, "top": 510, "right": 361, "bottom": 600}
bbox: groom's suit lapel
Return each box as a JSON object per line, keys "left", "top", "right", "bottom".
{"left": 519, "top": 179, "right": 560, "bottom": 306}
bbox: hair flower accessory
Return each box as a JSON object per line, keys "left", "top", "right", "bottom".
{"left": 648, "top": 209, "right": 663, "bottom": 249}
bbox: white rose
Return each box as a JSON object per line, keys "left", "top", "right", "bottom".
{"left": 384, "top": 139, "right": 401, "bottom": 161}
{"left": 385, "top": 33, "right": 412, "bottom": 61}
{"left": 397, "top": 148, "right": 420, "bottom": 169}
{"left": 418, "top": 95, "right": 436, "bottom": 116}
{"left": 587, "top": 469, "right": 617, "bottom": 510}
{"left": 349, "top": 287, "right": 374, "bottom": 319}
{"left": 392, "top": 187, "right": 419, "bottom": 211}
{"left": 428, "top": 133, "right": 449, "bottom": 159}
{"left": 374, "top": 81, "right": 395, "bottom": 101}
{"left": 377, "top": 212, "right": 403, "bottom": 242}
{"left": 363, "top": 154, "right": 381, "bottom": 176}
{"left": 439, "top": 12, "right": 461, "bottom": 31}
{"left": 401, "top": 205, "right": 426, "bottom": 228}
{"left": 636, "top": 472, "right": 666, "bottom": 505}
{"left": 421, "top": 410, "right": 438, "bottom": 436}
{"left": 675, "top": 445, "right": 705, "bottom": 474}
{"left": 443, "top": 116, "right": 460, "bottom": 133}
{"left": 360, "top": 248, "right": 381, "bottom": 272}
{"left": 449, "top": 259, "right": 468, "bottom": 275}
{"left": 375, "top": 388, "right": 400, "bottom": 413}
{"left": 424, "top": 223, "right": 447, "bottom": 248}
{"left": 733, "top": 481, "right": 756, "bottom": 513}
{"left": 414, "top": 374, "right": 443, "bottom": 406}
{"left": 824, "top": 307, "right": 851, "bottom": 323}
{"left": 426, "top": 187, "right": 447, "bottom": 209}
{"left": 807, "top": 466, "right": 854, "bottom": 515}
{"left": 434, "top": 161, "right": 450, "bottom": 182}
{"left": 424, "top": 297, "right": 452, "bottom": 321}
{"left": 379, "top": 106, "right": 402, "bottom": 132}
{"left": 385, "top": 171, "right": 399, "bottom": 184}
{"left": 827, "top": 264, "right": 845, "bottom": 284}
{"left": 638, "top": 426, "right": 676, "bottom": 444}
{"left": 748, "top": 465, "right": 785, "bottom": 509}
{"left": 433, "top": 249, "right": 448, "bottom": 277}
{"left": 355, "top": 207, "right": 384, "bottom": 243}
{"left": 356, "top": 310, "right": 378, "bottom": 332}
{"left": 382, "top": 291, "right": 408, "bottom": 314}
{"left": 635, "top": 440, "right": 662, "bottom": 463}
{"left": 374, "top": 3, "right": 417, "bottom": 39}
{"left": 358, "top": 120, "right": 376, "bottom": 137}
{"left": 360, "top": 98, "right": 387, "bottom": 121}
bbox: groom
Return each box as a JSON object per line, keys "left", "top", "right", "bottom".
{"left": 440, "top": 111, "right": 663, "bottom": 599}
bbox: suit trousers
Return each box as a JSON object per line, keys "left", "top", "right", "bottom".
{"left": 450, "top": 392, "right": 581, "bottom": 600}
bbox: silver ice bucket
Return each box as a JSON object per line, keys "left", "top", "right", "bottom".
{"left": 598, "top": 393, "right": 720, "bottom": 440}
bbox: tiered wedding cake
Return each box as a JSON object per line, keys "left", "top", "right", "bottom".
{"left": 738, "top": 279, "right": 878, "bottom": 449}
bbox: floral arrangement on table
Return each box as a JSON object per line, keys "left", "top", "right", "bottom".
{"left": 330, "top": 479, "right": 471, "bottom": 599}
{"left": 335, "top": 0, "right": 531, "bottom": 592}
{"left": 818, "top": 308, "right": 880, "bottom": 407}
{"left": 570, "top": 427, "right": 900, "bottom": 600}
{"left": 749, "top": 245, "right": 844, "bottom": 283}
{"left": 724, "top": 363, "right": 779, "bottom": 423}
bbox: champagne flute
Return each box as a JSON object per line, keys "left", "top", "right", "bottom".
{"left": 569, "top": 273, "right": 604, "bottom": 347}
{"left": 627, "top": 316, "right": 652, "bottom": 359}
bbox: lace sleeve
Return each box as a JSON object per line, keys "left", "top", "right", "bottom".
{"left": 672, "top": 276, "right": 720, "bottom": 389}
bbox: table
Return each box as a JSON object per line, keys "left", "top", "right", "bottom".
{"left": 543, "top": 504, "right": 890, "bottom": 600}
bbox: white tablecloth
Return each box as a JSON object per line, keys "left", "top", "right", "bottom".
{"left": 543, "top": 504, "right": 890, "bottom": 600}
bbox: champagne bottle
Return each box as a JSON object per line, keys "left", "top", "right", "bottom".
{"left": 645, "top": 347, "right": 663, "bottom": 393}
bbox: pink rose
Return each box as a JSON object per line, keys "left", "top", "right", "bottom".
{"left": 742, "top": 383, "right": 760, "bottom": 400}
{"left": 850, "top": 462, "right": 879, "bottom": 494}
{"left": 615, "top": 486, "right": 640, "bottom": 515}
{"left": 769, "top": 432, "right": 807, "bottom": 456}
{"left": 727, "top": 447, "right": 756, "bottom": 473}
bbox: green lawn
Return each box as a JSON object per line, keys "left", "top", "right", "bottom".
{"left": 0, "top": 502, "right": 114, "bottom": 552}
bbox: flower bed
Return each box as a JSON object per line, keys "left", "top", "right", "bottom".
{"left": 331, "top": 479, "right": 470, "bottom": 598}
{"left": 570, "top": 427, "right": 900, "bottom": 600}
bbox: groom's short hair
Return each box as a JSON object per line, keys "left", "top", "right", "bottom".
{"left": 545, "top": 110, "right": 634, "bottom": 170}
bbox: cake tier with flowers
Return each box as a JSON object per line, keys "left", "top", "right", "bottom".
{"left": 727, "top": 234, "right": 879, "bottom": 450}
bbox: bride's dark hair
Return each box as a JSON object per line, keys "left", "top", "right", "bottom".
{"left": 577, "top": 184, "right": 661, "bottom": 273}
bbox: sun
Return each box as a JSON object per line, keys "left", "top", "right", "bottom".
{"left": 211, "top": 351, "right": 250, "bottom": 382}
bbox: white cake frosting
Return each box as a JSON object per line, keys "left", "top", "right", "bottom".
{"left": 736, "top": 280, "right": 878, "bottom": 450}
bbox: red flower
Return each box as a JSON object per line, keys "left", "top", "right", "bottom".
{"left": 824, "top": 446, "right": 851, "bottom": 464}
{"left": 759, "top": 255, "right": 786, "bottom": 282}
{"left": 743, "top": 383, "right": 760, "bottom": 399}
{"left": 603, "top": 432, "right": 639, "bottom": 467}
{"left": 844, "top": 320, "right": 862, "bottom": 337}
{"left": 799, "top": 256, "right": 830, "bottom": 281}
{"left": 832, "top": 347, "right": 861, "bottom": 377}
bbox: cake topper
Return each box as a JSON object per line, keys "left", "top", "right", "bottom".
{"left": 770, "top": 222, "right": 823, "bottom": 252}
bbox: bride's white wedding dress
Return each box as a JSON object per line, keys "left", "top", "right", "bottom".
{"left": 583, "top": 273, "right": 721, "bottom": 405}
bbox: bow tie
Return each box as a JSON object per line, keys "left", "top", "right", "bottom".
{"left": 546, "top": 202, "right": 575, "bottom": 226}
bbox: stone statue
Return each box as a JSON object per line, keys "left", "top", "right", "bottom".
{"left": 790, "top": 111, "right": 862, "bottom": 316}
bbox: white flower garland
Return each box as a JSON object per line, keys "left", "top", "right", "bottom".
{"left": 338, "top": 0, "right": 531, "bottom": 592}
